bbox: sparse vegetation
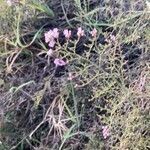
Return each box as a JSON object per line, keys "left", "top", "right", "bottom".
{"left": 0, "top": 0, "right": 150, "bottom": 150}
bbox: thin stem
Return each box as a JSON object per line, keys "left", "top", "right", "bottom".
{"left": 70, "top": 81, "right": 79, "bottom": 128}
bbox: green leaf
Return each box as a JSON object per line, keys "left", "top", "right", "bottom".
{"left": 29, "top": 0, "right": 54, "bottom": 17}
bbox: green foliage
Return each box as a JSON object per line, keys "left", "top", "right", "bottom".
{"left": 0, "top": 0, "right": 149, "bottom": 150}
{"left": 28, "top": 0, "right": 54, "bottom": 17}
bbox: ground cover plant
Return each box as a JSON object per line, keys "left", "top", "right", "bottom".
{"left": 0, "top": 0, "right": 150, "bottom": 149}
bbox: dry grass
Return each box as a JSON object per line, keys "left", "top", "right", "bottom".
{"left": 0, "top": 0, "right": 150, "bottom": 150}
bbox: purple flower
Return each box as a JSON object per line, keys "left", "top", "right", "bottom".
{"left": 52, "top": 28, "right": 59, "bottom": 39}
{"left": 44, "top": 30, "right": 53, "bottom": 43}
{"left": 102, "top": 126, "right": 110, "bottom": 139}
{"left": 54, "top": 58, "right": 67, "bottom": 66}
{"left": 44, "top": 28, "right": 59, "bottom": 47}
{"left": 63, "top": 29, "right": 72, "bottom": 39}
{"left": 77, "top": 27, "right": 84, "bottom": 38}
{"left": 90, "top": 28, "right": 97, "bottom": 38}
{"left": 48, "top": 39, "right": 56, "bottom": 48}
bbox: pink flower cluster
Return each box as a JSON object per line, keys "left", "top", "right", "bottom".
{"left": 54, "top": 58, "right": 67, "bottom": 67}
{"left": 90, "top": 28, "right": 97, "bottom": 38}
{"left": 102, "top": 126, "right": 110, "bottom": 139}
{"left": 63, "top": 29, "right": 72, "bottom": 39}
{"left": 77, "top": 27, "right": 85, "bottom": 37}
{"left": 45, "top": 27, "right": 98, "bottom": 46}
{"left": 44, "top": 28, "right": 59, "bottom": 48}
{"left": 44, "top": 27, "right": 98, "bottom": 67}
{"left": 46, "top": 49, "right": 67, "bottom": 67}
